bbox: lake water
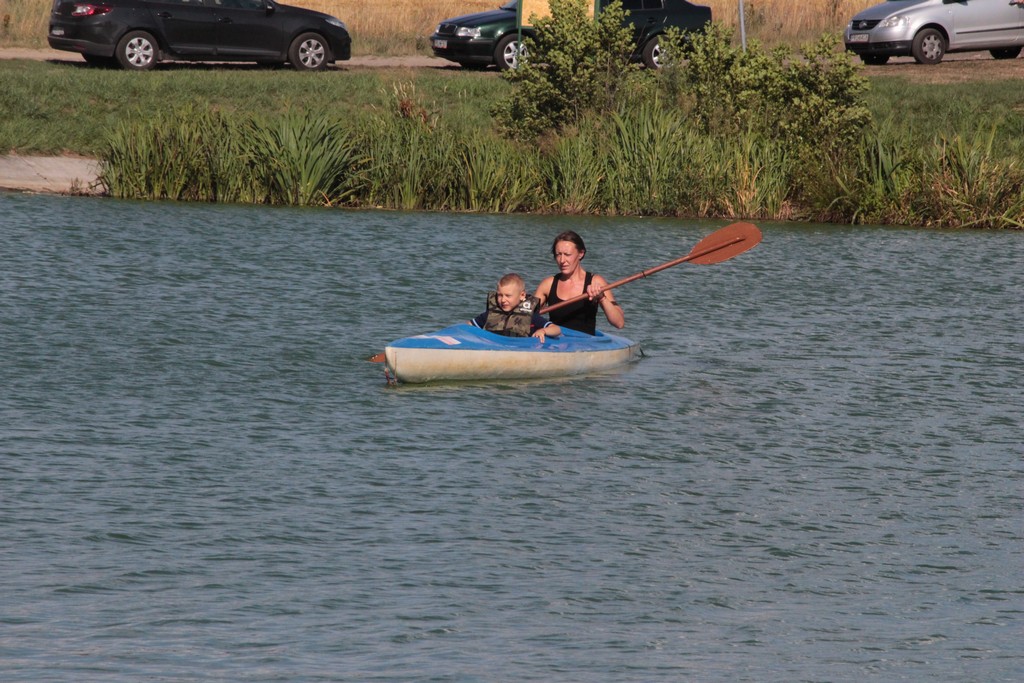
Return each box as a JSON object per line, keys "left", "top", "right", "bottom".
{"left": 1, "top": 193, "right": 1021, "bottom": 682}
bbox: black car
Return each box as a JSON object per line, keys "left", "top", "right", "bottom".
{"left": 430, "top": 0, "right": 712, "bottom": 71}
{"left": 47, "top": 0, "right": 351, "bottom": 71}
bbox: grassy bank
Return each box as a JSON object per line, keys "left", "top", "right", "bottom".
{"left": 4, "top": 59, "right": 1024, "bottom": 160}
{"left": 3, "top": 0, "right": 881, "bottom": 52}
{"left": 0, "top": 60, "right": 504, "bottom": 156}
{"left": 2, "top": 58, "right": 1023, "bottom": 228}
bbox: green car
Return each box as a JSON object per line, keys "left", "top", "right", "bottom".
{"left": 430, "top": 0, "right": 712, "bottom": 71}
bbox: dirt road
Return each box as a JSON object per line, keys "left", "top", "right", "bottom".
{"left": 0, "top": 48, "right": 448, "bottom": 69}
{"left": 4, "top": 47, "right": 1024, "bottom": 82}
{"left": 855, "top": 52, "right": 1024, "bottom": 84}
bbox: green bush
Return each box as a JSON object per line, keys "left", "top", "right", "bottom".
{"left": 659, "top": 24, "right": 870, "bottom": 156}
{"left": 492, "top": 0, "right": 641, "bottom": 140}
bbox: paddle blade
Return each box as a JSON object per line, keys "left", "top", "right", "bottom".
{"left": 368, "top": 352, "right": 385, "bottom": 363}
{"left": 686, "top": 222, "right": 762, "bottom": 265}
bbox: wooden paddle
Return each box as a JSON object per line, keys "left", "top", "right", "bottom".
{"left": 539, "top": 221, "right": 762, "bottom": 315}
{"left": 368, "top": 222, "right": 762, "bottom": 362}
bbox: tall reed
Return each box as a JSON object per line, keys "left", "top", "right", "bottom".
{"left": 544, "top": 104, "right": 792, "bottom": 219}
{"left": 103, "top": 106, "right": 249, "bottom": 202}
{"left": 458, "top": 133, "right": 542, "bottom": 212}
{"left": 546, "top": 132, "right": 607, "bottom": 215}
{"left": 917, "top": 126, "right": 1024, "bottom": 228}
{"left": 242, "top": 112, "right": 362, "bottom": 206}
{"left": 722, "top": 132, "right": 791, "bottom": 219}
{"left": 604, "top": 104, "right": 688, "bottom": 215}
{"left": 104, "top": 107, "right": 361, "bottom": 206}
{"left": 825, "top": 116, "right": 917, "bottom": 225}
{"left": 101, "top": 102, "right": 1024, "bottom": 228}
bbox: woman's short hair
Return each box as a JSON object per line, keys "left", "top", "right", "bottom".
{"left": 551, "top": 230, "right": 586, "bottom": 257}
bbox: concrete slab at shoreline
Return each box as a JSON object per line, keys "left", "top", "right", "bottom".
{"left": 0, "top": 155, "right": 103, "bottom": 195}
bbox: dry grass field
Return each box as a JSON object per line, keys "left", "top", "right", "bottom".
{"left": 4, "top": 0, "right": 874, "bottom": 52}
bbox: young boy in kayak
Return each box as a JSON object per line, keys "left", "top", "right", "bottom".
{"left": 470, "top": 273, "right": 561, "bottom": 342}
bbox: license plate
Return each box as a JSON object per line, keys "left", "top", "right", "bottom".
{"left": 433, "top": 39, "right": 447, "bottom": 49}
{"left": 51, "top": 28, "right": 65, "bottom": 36}
{"left": 849, "top": 33, "right": 870, "bottom": 43}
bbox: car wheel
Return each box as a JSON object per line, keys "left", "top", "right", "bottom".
{"left": 860, "top": 54, "right": 889, "bottom": 65}
{"left": 911, "top": 28, "right": 946, "bottom": 65}
{"left": 642, "top": 36, "right": 663, "bottom": 69}
{"left": 115, "top": 31, "right": 158, "bottom": 71}
{"left": 289, "top": 32, "right": 331, "bottom": 71}
{"left": 990, "top": 46, "right": 1022, "bottom": 60}
{"left": 494, "top": 34, "right": 523, "bottom": 71}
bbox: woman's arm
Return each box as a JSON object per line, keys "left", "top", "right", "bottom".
{"left": 533, "top": 276, "right": 554, "bottom": 307}
{"left": 588, "top": 275, "right": 625, "bottom": 329}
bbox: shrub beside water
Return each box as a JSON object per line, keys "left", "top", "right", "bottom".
{"left": 100, "top": 102, "right": 1024, "bottom": 227}
{"left": 100, "top": 102, "right": 798, "bottom": 219}
{"left": 104, "top": 107, "right": 250, "bottom": 203}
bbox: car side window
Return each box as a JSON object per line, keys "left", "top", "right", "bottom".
{"left": 622, "top": 1, "right": 664, "bottom": 10}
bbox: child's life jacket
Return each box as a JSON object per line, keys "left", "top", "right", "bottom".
{"left": 483, "top": 292, "right": 542, "bottom": 337}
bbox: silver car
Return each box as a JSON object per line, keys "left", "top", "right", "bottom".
{"left": 844, "top": 0, "right": 1024, "bottom": 64}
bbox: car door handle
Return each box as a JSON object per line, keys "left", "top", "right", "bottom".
{"left": 156, "top": 11, "right": 171, "bottom": 18}
{"left": 219, "top": 17, "right": 233, "bottom": 23}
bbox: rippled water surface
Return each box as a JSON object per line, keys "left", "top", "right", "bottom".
{"left": 1, "top": 193, "right": 1021, "bottom": 682}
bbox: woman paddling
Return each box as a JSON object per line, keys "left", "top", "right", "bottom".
{"left": 533, "top": 230, "right": 625, "bottom": 335}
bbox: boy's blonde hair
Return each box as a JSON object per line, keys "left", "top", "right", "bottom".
{"left": 498, "top": 273, "right": 526, "bottom": 291}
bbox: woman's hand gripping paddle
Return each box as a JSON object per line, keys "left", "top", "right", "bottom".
{"left": 538, "top": 221, "right": 762, "bottom": 316}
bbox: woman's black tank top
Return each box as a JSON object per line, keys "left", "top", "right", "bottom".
{"left": 547, "top": 271, "right": 598, "bottom": 335}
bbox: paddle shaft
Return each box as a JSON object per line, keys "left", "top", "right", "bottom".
{"left": 539, "top": 235, "right": 745, "bottom": 315}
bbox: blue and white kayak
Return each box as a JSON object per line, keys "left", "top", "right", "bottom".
{"left": 383, "top": 323, "right": 641, "bottom": 384}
